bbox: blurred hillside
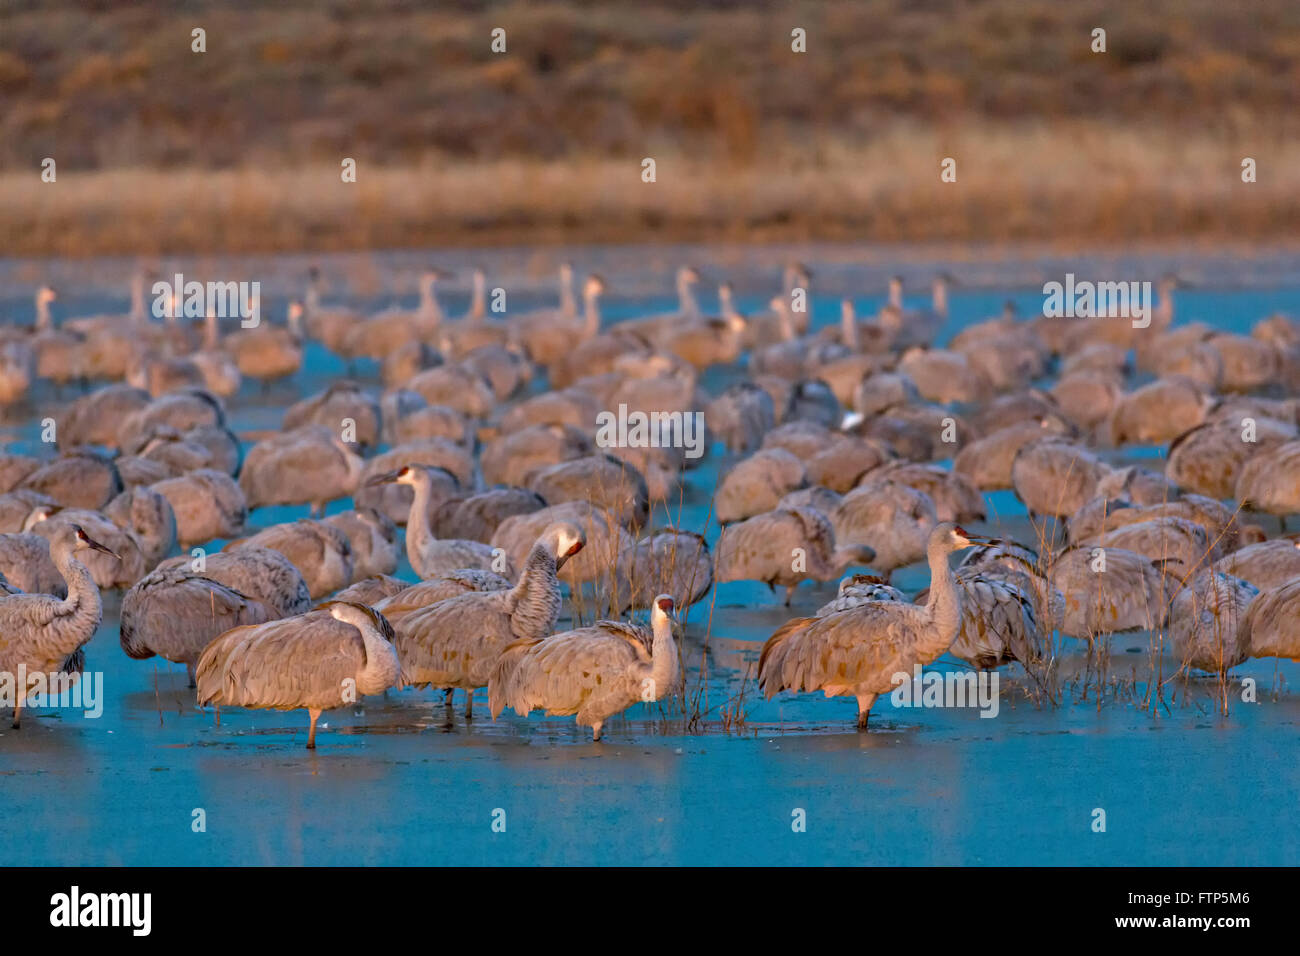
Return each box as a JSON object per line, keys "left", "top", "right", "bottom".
{"left": 2, "top": 0, "right": 1298, "bottom": 254}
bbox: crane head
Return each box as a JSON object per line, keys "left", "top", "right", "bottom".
{"left": 652, "top": 594, "right": 676, "bottom": 626}
{"left": 549, "top": 522, "right": 586, "bottom": 567}
{"left": 948, "top": 524, "right": 990, "bottom": 550}
{"left": 70, "top": 524, "right": 118, "bottom": 559}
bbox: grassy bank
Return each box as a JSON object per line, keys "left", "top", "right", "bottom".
{"left": 6, "top": 122, "right": 1298, "bottom": 256}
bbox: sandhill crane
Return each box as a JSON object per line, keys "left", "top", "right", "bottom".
{"left": 121, "top": 567, "right": 273, "bottom": 686}
{"left": 342, "top": 270, "right": 450, "bottom": 359}
{"left": 367, "top": 465, "right": 506, "bottom": 579}
{"left": 1165, "top": 571, "right": 1257, "bottom": 676}
{"left": 1214, "top": 539, "right": 1300, "bottom": 591}
{"left": 240, "top": 425, "right": 364, "bottom": 517}
{"left": 526, "top": 455, "right": 649, "bottom": 530}
{"left": 715, "top": 448, "right": 808, "bottom": 524}
{"left": 913, "top": 566, "right": 1045, "bottom": 670}
{"left": 1047, "top": 545, "right": 1171, "bottom": 638}
{"left": 24, "top": 505, "right": 147, "bottom": 589}
{"left": 373, "top": 569, "right": 510, "bottom": 626}
{"left": 0, "top": 531, "right": 67, "bottom": 595}
{"left": 515, "top": 274, "right": 606, "bottom": 369}
{"left": 619, "top": 529, "right": 713, "bottom": 612}
{"left": 323, "top": 509, "right": 400, "bottom": 579}
{"left": 328, "top": 574, "right": 409, "bottom": 606}
{"left": 227, "top": 300, "right": 304, "bottom": 385}
{"left": 195, "top": 602, "right": 401, "bottom": 749}
{"left": 21, "top": 450, "right": 123, "bottom": 511}
{"left": 303, "top": 266, "right": 362, "bottom": 354}
{"left": 104, "top": 486, "right": 177, "bottom": 568}
{"left": 432, "top": 486, "right": 547, "bottom": 543}
{"left": 226, "top": 519, "right": 354, "bottom": 599}
{"left": 714, "top": 506, "right": 875, "bottom": 604}
{"left": 953, "top": 418, "right": 1073, "bottom": 491}
{"left": 1242, "top": 577, "right": 1300, "bottom": 661}
{"left": 0, "top": 524, "right": 114, "bottom": 728}
{"left": 1011, "top": 437, "right": 1110, "bottom": 522}
{"left": 283, "top": 381, "right": 383, "bottom": 452}
{"left": 489, "top": 594, "right": 680, "bottom": 741}
{"left": 154, "top": 547, "right": 311, "bottom": 618}
{"left": 816, "top": 574, "right": 905, "bottom": 615}
{"left": 1107, "top": 377, "right": 1210, "bottom": 446}
{"left": 392, "top": 522, "right": 585, "bottom": 716}
{"left": 706, "top": 382, "right": 777, "bottom": 454}
{"left": 1165, "top": 418, "right": 1298, "bottom": 500}
{"left": 758, "top": 522, "right": 985, "bottom": 729}
{"left": 1235, "top": 439, "right": 1300, "bottom": 531}
{"left": 830, "top": 479, "right": 938, "bottom": 579}
{"left": 150, "top": 468, "right": 247, "bottom": 547}
{"left": 865, "top": 461, "right": 986, "bottom": 525}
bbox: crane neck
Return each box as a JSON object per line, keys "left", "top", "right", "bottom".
{"left": 559, "top": 273, "right": 576, "bottom": 320}
{"left": 509, "top": 542, "right": 562, "bottom": 640}
{"left": 582, "top": 289, "right": 602, "bottom": 337}
{"left": 404, "top": 473, "right": 437, "bottom": 565}
{"left": 921, "top": 540, "right": 961, "bottom": 655}
{"left": 677, "top": 274, "right": 698, "bottom": 319}
{"left": 354, "top": 616, "right": 401, "bottom": 694}
{"left": 646, "top": 615, "right": 678, "bottom": 697}
{"left": 51, "top": 542, "right": 104, "bottom": 643}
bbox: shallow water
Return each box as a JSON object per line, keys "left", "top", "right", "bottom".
{"left": 2, "top": 245, "right": 1299, "bottom": 865}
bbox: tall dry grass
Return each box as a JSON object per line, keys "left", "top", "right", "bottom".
{"left": 7, "top": 122, "right": 1298, "bottom": 256}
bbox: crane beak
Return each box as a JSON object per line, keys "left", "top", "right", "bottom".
{"left": 365, "top": 469, "right": 402, "bottom": 487}
{"left": 87, "top": 538, "right": 119, "bottom": 559}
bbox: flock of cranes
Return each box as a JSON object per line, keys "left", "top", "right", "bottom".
{"left": 2, "top": 259, "right": 1300, "bottom": 746}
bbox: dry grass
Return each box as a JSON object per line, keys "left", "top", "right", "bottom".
{"left": 7, "top": 121, "right": 1300, "bottom": 256}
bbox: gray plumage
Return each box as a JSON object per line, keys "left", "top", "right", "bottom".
{"left": 830, "top": 479, "right": 937, "bottom": 576}
{"left": 0, "top": 524, "right": 112, "bottom": 728}
{"left": 327, "top": 574, "right": 410, "bottom": 607}
{"left": 758, "top": 523, "right": 982, "bottom": 728}
{"left": 715, "top": 506, "right": 875, "bottom": 604}
{"left": 226, "top": 519, "right": 354, "bottom": 599}
{"left": 324, "top": 509, "right": 399, "bottom": 579}
{"left": 432, "top": 486, "right": 547, "bottom": 543}
{"left": 1166, "top": 571, "right": 1257, "bottom": 674}
{"left": 1242, "top": 577, "right": 1300, "bottom": 660}
{"left": 373, "top": 569, "right": 511, "bottom": 626}
{"left": 392, "top": 523, "right": 584, "bottom": 714}
{"left": 1047, "top": 545, "right": 1171, "bottom": 638}
{"left": 817, "top": 574, "right": 905, "bottom": 616}
{"left": 489, "top": 595, "right": 680, "bottom": 741}
{"left": 155, "top": 547, "right": 311, "bottom": 619}
{"left": 1214, "top": 539, "right": 1300, "bottom": 591}
{"left": 369, "top": 464, "right": 505, "bottom": 580}
{"left": 195, "top": 602, "right": 401, "bottom": 749}
{"left": 121, "top": 567, "right": 273, "bottom": 683}
{"left": 239, "top": 425, "right": 363, "bottom": 516}
{"left": 151, "top": 468, "right": 247, "bottom": 547}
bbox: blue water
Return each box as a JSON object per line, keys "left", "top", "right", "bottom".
{"left": 2, "top": 246, "right": 1300, "bottom": 865}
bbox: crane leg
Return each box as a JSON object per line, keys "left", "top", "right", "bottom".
{"left": 592, "top": 721, "right": 603, "bottom": 742}
{"left": 186, "top": 663, "right": 196, "bottom": 689}
{"left": 307, "top": 708, "right": 321, "bottom": 749}
{"left": 783, "top": 585, "right": 796, "bottom": 606}
{"left": 855, "top": 693, "right": 877, "bottom": 731}
{"left": 11, "top": 699, "right": 22, "bottom": 730}
{"left": 464, "top": 692, "right": 473, "bottom": 719}
{"left": 443, "top": 688, "right": 455, "bottom": 707}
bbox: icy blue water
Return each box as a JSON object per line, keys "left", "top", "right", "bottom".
{"left": 2, "top": 246, "right": 1299, "bottom": 865}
